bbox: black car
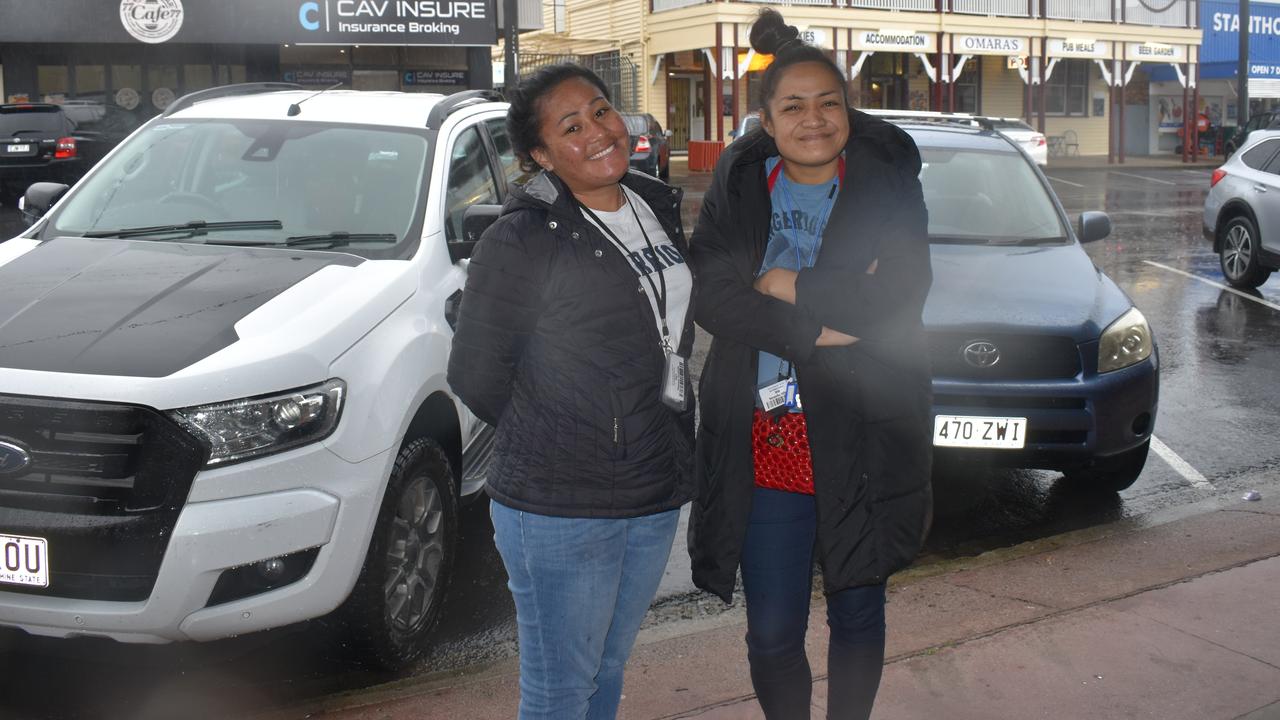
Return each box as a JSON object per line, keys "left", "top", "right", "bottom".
{"left": 879, "top": 113, "right": 1159, "bottom": 492}
{"left": 621, "top": 112, "right": 670, "bottom": 181}
{"left": 0, "top": 102, "right": 139, "bottom": 203}
{"left": 1224, "top": 109, "right": 1280, "bottom": 159}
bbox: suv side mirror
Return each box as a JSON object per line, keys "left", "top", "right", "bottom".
{"left": 451, "top": 204, "right": 503, "bottom": 262}
{"left": 1078, "top": 211, "right": 1111, "bottom": 244}
{"left": 664, "top": 129, "right": 673, "bottom": 138}
{"left": 20, "top": 182, "right": 70, "bottom": 227}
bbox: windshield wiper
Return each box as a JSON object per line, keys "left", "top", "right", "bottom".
{"left": 83, "top": 219, "right": 283, "bottom": 239}
{"left": 929, "top": 235, "right": 1066, "bottom": 246}
{"left": 929, "top": 235, "right": 988, "bottom": 245}
{"left": 986, "top": 236, "right": 1068, "bottom": 246}
{"left": 282, "top": 232, "right": 398, "bottom": 249}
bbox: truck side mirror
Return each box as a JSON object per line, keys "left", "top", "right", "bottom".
{"left": 452, "top": 204, "right": 503, "bottom": 262}
{"left": 20, "top": 182, "right": 70, "bottom": 226}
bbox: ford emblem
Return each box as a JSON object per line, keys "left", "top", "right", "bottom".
{"left": 0, "top": 440, "right": 32, "bottom": 475}
{"left": 962, "top": 341, "right": 1001, "bottom": 368}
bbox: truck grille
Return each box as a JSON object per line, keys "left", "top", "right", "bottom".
{"left": 0, "top": 393, "right": 207, "bottom": 601}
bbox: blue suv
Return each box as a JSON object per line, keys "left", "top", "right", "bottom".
{"left": 881, "top": 113, "right": 1158, "bottom": 492}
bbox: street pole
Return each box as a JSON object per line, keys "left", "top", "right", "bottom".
{"left": 504, "top": 0, "right": 519, "bottom": 91}
{"left": 1239, "top": 0, "right": 1250, "bottom": 128}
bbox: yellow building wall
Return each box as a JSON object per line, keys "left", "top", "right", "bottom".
{"left": 1044, "top": 63, "right": 1110, "bottom": 156}
{"left": 649, "top": 65, "right": 668, "bottom": 126}
{"left": 982, "top": 55, "right": 1024, "bottom": 118}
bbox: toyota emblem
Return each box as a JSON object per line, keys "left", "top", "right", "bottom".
{"left": 0, "top": 439, "right": 32, "bottom": 475}
{"left": 962, "top": 341, "right": 1001, "bottom": 368}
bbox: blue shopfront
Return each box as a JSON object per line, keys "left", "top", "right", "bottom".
{"left": 1147, "top": 0, "right": 1280, "bottom": 153}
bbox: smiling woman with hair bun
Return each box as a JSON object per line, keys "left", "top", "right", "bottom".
{"left": 687, "top": 7, "right": 934, "bottom": 720}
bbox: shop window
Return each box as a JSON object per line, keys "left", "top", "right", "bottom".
{"left": 215, "top": 66, "right": 248, "bottom": 85}
{"left": 75, "top": 65, "right": 106, "bottom": 98}
{"left": 1038, "top": 59, "right": 1089, "bottom": 116}
{"left": 184, "top": 65, "right": 215, "bottom": 92}
{"left": 354, "top": 46, "right": 399, "bottom": 66}
{"left": 954, "top": 61, "right": 980, "bottom": 115}
{"left": 38, "top": 65, "right": 69, "bottom": 103}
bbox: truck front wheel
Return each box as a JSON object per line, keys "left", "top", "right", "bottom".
{"left": 341, "top": 436, "right": 459, "bottom": 670}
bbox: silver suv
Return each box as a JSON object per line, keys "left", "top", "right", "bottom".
{"left": 1204, "top": 129, "right": 1280, "bottom": 289}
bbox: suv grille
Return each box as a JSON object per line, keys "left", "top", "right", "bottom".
{"left": 0, "top": 394, "right": 207, "bottom": 601}
{"left": 929, "top": 332, "right": 1081, "bottom": 380}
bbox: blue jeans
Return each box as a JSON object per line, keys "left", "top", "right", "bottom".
{"left": 741, "top": 487, "right": 887, "bottom": 720}
{"left": 490, "top": 500, "right": 680, "bottom": 720}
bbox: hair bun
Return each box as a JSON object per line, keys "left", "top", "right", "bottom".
{"left": 749, "top": 8, "right": 801, "bottom": 56}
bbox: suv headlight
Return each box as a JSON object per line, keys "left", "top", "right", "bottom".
{"left": 170, "top": 379, "right": 346, "bottom": 467}
{"left": 1098, "top": 308, "right": 1153, "bottom": 373}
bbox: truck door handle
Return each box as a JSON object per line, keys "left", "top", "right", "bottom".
{"left": 1255, "top": 185, "right": 1269, "bottom": 193}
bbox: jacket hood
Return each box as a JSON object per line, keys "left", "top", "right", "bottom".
{"left": 727, "top": 109, "right": 922, "bottom": 176}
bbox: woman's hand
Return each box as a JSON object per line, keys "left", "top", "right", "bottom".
{"left": 816, "top": 327, "right": 858, "bottom": 347}
{"left": 753, "top": 268, "right": 798, "bottom": 304}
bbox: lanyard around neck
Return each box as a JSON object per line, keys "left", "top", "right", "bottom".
{"left": 578, "top": 191, "right": 672, "bottom": 349}
{"left": 770, "top": 156, "right": 843, "bottom": 270}
{"left": 767, "top": 155, "right": 846, "bottom": 193}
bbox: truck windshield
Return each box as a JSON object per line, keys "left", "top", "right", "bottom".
{"left": 50, "top": 119, "right": 431, "bottom": 259}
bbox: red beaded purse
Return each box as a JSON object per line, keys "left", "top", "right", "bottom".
{"left": 751, "top": 408, "right": 815, "bottom": 495}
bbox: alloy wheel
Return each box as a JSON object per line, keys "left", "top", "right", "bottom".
{"left": 1223, "top": 223, "right": 1253, "bottom": 281}
{"left": 383, "top": 474, "right": 445, "bottom": 634}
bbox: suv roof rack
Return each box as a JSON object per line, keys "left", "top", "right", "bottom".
{"left": 863, "top": 109, "right": 1000, "bottom": 131}
{"left": 426, "top": 89, "right": 504, "bottom": 130}
{"left": 163, "top": 82, "right": 304, "bottom": 117}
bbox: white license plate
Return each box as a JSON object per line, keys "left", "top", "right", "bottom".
{"left": 5, "top": 144, "right": 31, "bottom": 153}
{"left": 0, "top": 533, "right": 49, "bottom": 588}
{"left": 933, "top": 415, "right": 1027, "bottom": 449}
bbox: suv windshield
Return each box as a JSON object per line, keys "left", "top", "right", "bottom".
{"left": 920, "top": 147, "right": 1065, "bottom": 244}
{"left": 0, "top": 106, "right": 66, "bottom": 136}
{"left": 48, "top": 119, "right": 430, "bottom": 258}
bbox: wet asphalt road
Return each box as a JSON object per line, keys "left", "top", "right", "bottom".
{"left": 3, "top": 163, "right": 1280, "bottom": 719}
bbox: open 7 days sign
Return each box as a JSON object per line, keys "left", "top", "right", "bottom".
{"left": 0, "top": 0, "right": 496, "bottom": 46}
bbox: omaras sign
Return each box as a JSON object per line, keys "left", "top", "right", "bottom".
{"left": 953, "top": 35, "right": 1027, "bottom": 56}
{"left": 0, "top": 0, "right": 497, "bottom": 46}
{"left": 851, "top": 30, "right": 936, "bottom": 53}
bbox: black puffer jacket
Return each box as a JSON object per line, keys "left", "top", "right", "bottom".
{"left": 688, "top": 109, "right": 934, "bottom": 601}
{"left": 448, "top": 170, "right": 696, "bottom": 519}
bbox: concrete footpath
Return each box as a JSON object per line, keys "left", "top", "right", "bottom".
{"left": 269, "top": 490, "right": 1280, "bottom": 720}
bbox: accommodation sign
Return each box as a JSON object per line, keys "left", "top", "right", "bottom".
{"left": 852, "top": 30, "right": 936, "bottom": 53}
{"left": 954, "top": 35, "right": 1026, "bottom": 55}
{"left": 0, "top": 0, "right": 496, "bottom": 46}
{"left": 1047, "top": 38, "right": 1111, "bottom": 58}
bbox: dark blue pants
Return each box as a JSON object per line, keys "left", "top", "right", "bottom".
{"left": 741, "top": 487, "right": 887, "bottom": 720}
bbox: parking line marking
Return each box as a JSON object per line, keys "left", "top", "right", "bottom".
{"left": 1111, "top": 171, "right": 1177, "bottom": 186}
{"left": 1143, "top": 261, "right": 1280, "bottom": 313}
{"left": 1151, "top": 436, "right": 1214, "bottom": 489}
{"left": 1046, "top": 175, "right": 1085, "bottom": 188}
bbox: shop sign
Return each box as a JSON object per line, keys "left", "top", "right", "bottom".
{"left": 954, "top": 35, "right": 1026, "bottom": 56}
{"left": 1126, "top": 42, "right": 1185, "bottom": 62}
{"left": 119, "top": 0, "right": 184, "bottom": 44}
{"left": 0, "top": 0, "right": 496, "bottom": 46}
{"left": 1202, "top": 0, "right": 1280, "bottom": 78}
{"left": 799, "top": 28, "right": 830, "bottom": 49}
{"left": 283, "top": 69, "right": 354, "bottom": 85}
{"left": 1047, "top": 38, "right": 1111, "bottom": 59}
{"left": 851, "top": 30, "right": 936, "bottom": 53}
{"left": 403, "top": 69, "right": 468, "bottom": 86}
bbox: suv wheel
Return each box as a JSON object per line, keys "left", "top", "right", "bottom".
{"left": 338, "top": 436, "right": 458, "bottom": 670}
{"left": 1063, "top": 439, "right": 1150, "bottom": 493}
{"left": 1220, "top": 215, "right": 1274, "bottom": 289}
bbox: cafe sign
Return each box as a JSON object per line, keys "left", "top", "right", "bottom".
{"left": 954, "top": 35, "right": 1027, "bottom": 56}
{"left": 1047, "top": 38, "right": 1111, "bottom": 58}
{"left": 851, "top": 29, "right": 936, "bottom": 53}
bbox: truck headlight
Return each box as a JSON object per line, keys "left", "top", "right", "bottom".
{"left": 170, "top": 379, "right": 346, "bottom": 467}
{"left": 1098, "top": 308, "right": 1153, "bottom": 373}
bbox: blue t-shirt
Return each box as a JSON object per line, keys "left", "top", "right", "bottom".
{"left": 756, "top": 156, "right": 841, "bottom": 409}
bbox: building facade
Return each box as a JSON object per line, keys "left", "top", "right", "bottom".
{"left": 514, "top": 0, "right": 1202, "bottom": 158}
{"left": 0, "top": 0, "right": 531, "bottom": 126}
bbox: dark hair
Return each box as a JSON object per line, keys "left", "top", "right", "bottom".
{"left": 506, "top": 63, "right": 612, "bottom": 173}
{"left": 749, "top": 8, "right": 847, "bottom": 118}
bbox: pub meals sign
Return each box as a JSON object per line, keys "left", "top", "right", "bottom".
{"left": 1047, "top": 38, "right": 1111, "bottom": 59}
{"left": 954, "top": 35, "right": 1027, "bottom": 55}
{"left": 852, "top": 30, "right": 937, "bottom": 53}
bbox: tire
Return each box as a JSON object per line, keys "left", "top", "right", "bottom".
{"left": 1063, "top": 439, "right": 1150, "bottom": 493}
{"left": 338, "top": 436, "right": 459, "bottom": 670}
{"left": 1219, "top": 215, "right": 1274, "bottom": 289}
{"left": 659, "top": 158, "right": 670, "bottom": 182}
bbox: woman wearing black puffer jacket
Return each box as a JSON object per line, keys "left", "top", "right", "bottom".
{"left": 447, "top": 63, "right": 694, "bottom": 720}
